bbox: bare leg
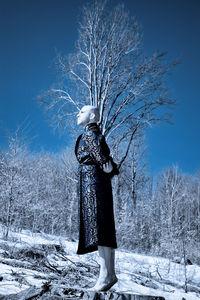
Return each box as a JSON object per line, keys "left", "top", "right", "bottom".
{"left": 91, "top": 246, "right": 117, "bottom": 291}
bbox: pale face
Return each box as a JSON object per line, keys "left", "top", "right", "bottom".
{"left": 77, "top": 106, "right": 95, "bottom": 126}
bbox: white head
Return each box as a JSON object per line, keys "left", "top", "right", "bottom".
{"left": 77, "top": 105, "right": 99, "bottom": 126}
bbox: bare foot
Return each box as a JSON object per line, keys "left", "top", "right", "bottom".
{"left": 89, "top": 275, "right": 118, "bottom": 292}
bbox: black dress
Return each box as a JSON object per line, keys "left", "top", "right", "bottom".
{"left": 75, "top": 123, "right": 118, "bottom": 254}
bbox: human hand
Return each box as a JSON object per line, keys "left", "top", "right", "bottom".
{"left": 102, "top": 160, "right": 113, "bottom": 173}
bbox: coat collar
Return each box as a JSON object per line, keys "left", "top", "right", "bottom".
{"left": 84, "top": 123, "right": 98, "bottom": 132}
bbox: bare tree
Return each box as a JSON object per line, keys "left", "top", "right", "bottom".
{"left": 39, "top": 0, "right": 178, "bottom": 168}
{"left": 0, "top": 127, "right": 32, "bottom": 239}
{"left": 60, "top": 148, "right": 78, "bottom": 238}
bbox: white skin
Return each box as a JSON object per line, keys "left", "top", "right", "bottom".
{"left": 77, "top": 106, "right": 117, "bottom": 290}
{"left": 77, "top": 106, "right": 113, "bottom": 173}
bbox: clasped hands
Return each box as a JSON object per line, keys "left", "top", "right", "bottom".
{"left": 102, "top": 160, "right": 113, "bottom": 173}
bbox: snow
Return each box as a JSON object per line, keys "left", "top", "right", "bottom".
{"left": 112, "top": 251, "right": 200, "bottom": 300}
{"left": 0, "top": 281, "right": 28, "bottom": 295}
{"left": 0, "top": 262, "right": 47, "bottom": 295}
{"left": 0, "top": 226, "right": 200, "bottom": 299}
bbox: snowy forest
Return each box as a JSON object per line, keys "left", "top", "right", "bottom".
{"left": 0, "top": 128, "right": 200, "bottom": 264}
{"left": 0, "top": 0, "right": 200, "bottom": 299}
{"left": 0, "top": 127, "right": 200, "bottom": 299}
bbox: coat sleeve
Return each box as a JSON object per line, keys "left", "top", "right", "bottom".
{"left": 84, "top": 131, "right": 119, "bottom": 177}
{"left": 84, "top": 131, "right": 110, "bottom": 166}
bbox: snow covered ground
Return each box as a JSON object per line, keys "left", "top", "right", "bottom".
{"left": 0, "top": 226, "right": 199, "bottom": 300}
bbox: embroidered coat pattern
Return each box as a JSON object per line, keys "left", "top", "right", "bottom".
{"left": 75, "top": 123, "right": 118, "bottom": 254}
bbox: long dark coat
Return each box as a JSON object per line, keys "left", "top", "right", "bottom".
{"left": 75, "top": 123, "right": 118, "bottom": 255}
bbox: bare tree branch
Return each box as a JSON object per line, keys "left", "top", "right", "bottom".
{"left": 38, "top": 0, "right": 178, "bottom": 167}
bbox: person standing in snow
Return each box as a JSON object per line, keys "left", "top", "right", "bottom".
{"left": 75, "top": 105, "right": 119, "bottom": 291}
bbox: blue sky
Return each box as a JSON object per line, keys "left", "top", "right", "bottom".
{"left": 0, "top": 0, "right": 199, "bottom": 175}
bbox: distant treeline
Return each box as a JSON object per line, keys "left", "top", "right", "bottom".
{"left": 0, "top": 136, "right": 200, "bottom": 264}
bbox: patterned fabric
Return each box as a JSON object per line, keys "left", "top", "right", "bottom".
{"left": 75, "top": 123, "right": 118, "bottom": 254}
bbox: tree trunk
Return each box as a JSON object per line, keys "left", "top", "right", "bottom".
{"left": 5, "top": 195, "right": 14, "bottom": 240}
{"left": 131, "top": 160, "right": 137, "bottom": 210}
